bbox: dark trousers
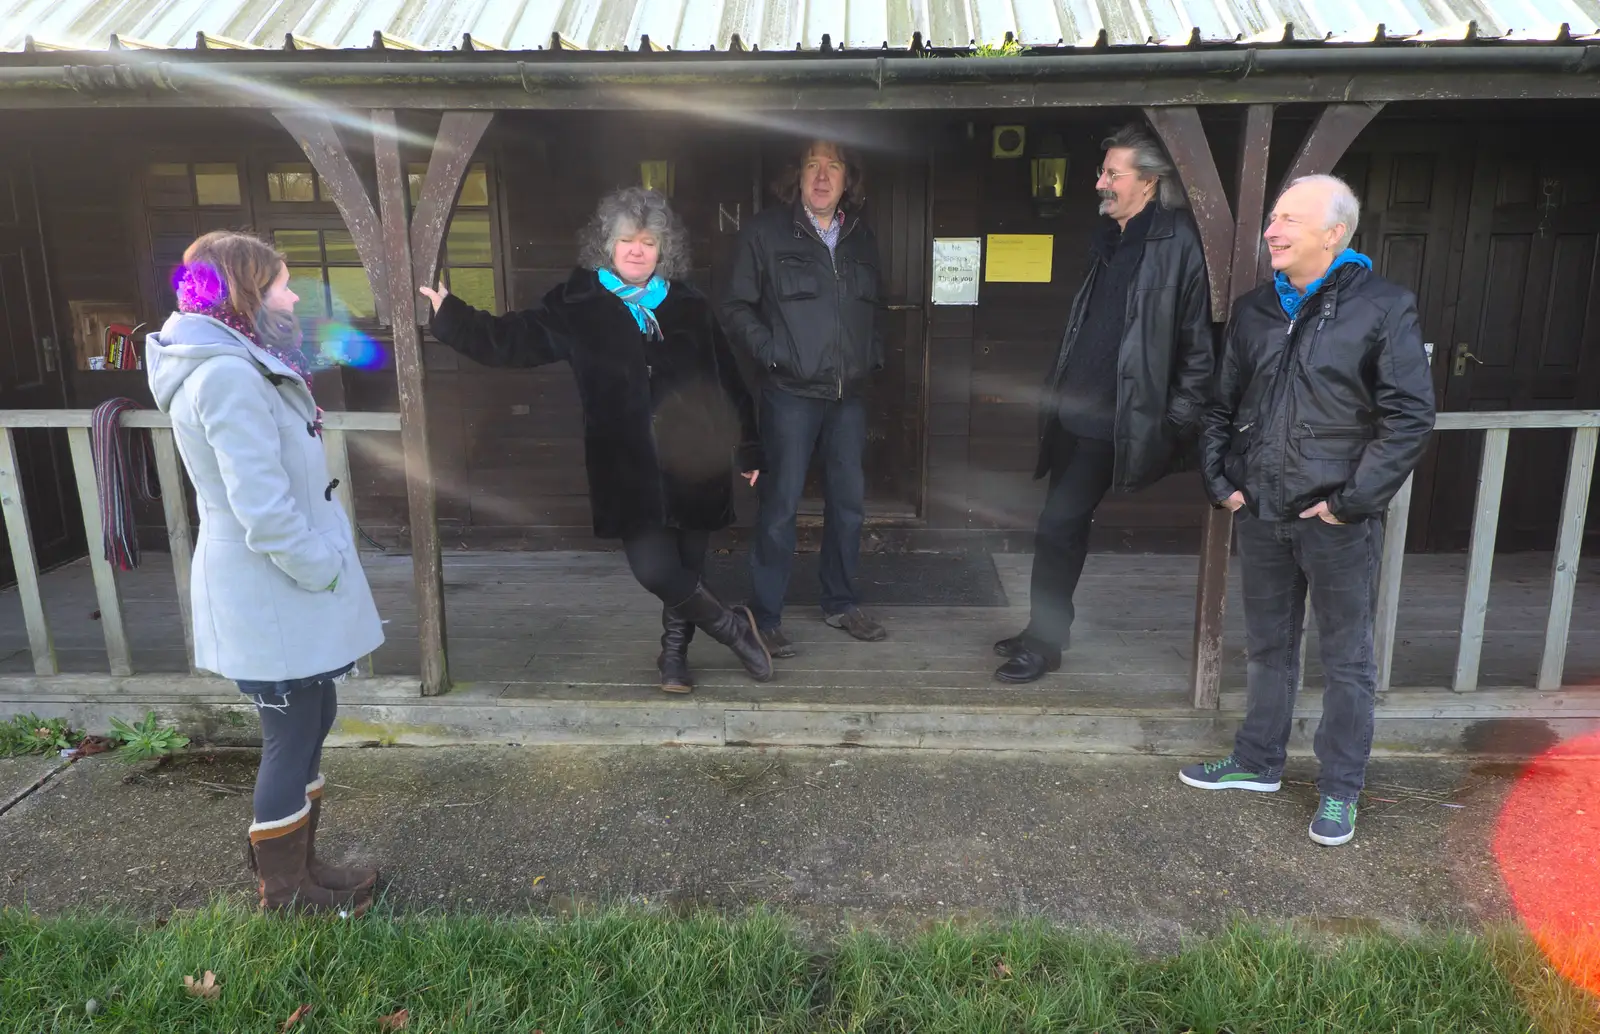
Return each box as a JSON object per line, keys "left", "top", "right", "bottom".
{"left": 1024, "top": 430, "right": 1117, "bottom": 652}
{"left": 623, "top": 527, "right": 711, "bottom": 607}
{"left": 241, "top": 679, "right": 338, "bottom": 824}
{"left": 1232, "top": 512, "right": 1383, "bottom": 801}
{"left": 749, "top": 386, "right": 867, "bottom": 629}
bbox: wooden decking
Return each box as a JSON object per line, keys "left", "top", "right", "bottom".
{"left": 3, "top": 548, "right": 1598, "bottom": 700}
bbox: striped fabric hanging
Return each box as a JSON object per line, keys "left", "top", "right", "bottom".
{"left": 90, "top": 399, "right": 161, "bottom": 571}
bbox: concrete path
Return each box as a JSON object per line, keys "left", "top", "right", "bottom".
{"left": 0, "top": 746, "right": 1519, "bottom": 946}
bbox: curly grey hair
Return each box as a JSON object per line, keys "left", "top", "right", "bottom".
{"left": 1102, "top": 123, "right": 1188, "bottom": 211}
{"left": 577, "top": 186, "right": 690, "bottom": 282}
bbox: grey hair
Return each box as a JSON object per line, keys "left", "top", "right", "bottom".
{"left": 578, "top": 186, "right": 690, "bottom": 281}
{"left": 1286, "top": 174, "right": 1361, "bottom": 249}
{"left": 1102, "top": 122, "right": 1187, "bottom": 210}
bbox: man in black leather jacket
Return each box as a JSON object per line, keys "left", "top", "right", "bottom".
{"left": 994, "top": 123, "right": 1214, "bottom": 684}
{"left": 1179, "top": 174, "right": 1436, "bottom": 849}
{"left": 719, "top": 140, "right": 886, "bottom": 656}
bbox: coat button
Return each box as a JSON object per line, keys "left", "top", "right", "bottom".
{"left": 325, "top": 479, "right": 340, "bottom": 501}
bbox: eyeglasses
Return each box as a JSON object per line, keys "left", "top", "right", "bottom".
{"left": 1096, "top": 167, "right": 1133, "bottom": 183}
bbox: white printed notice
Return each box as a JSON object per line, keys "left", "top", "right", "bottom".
{"left": 931, "top": 237, "right": 982, "bottom": 306}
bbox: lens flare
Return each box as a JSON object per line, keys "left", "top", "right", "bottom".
{"left": 1494, "top": 728, "right": 1600, "bottom": 997}
{"left": 312, "top": 321, "right": 387, "bottom": 370}
{"left": 173, "top": 262, "right": 225, "bottom": 311}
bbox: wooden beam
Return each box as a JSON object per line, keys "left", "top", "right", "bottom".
{"left": 1229, "top": 104, "right": 1275, "bottom": 310}
{"left": 273, "top": 109, "right": 390, "bottom": 323}
{"left": 1280, "top": 102, "right": 1386, "bottom": 190}
{"left": 1453, "top": 428, "right": 1509, "bottom": 693}
{"left": 1538, "top": 426, "right": 1597, "bottom": 691}
{"left": 66, "top": 427, "right": 132, "bottom": 677}
{"left": 0, "top": 428, "right": 56, "bottom": 675}
{"left": 373, "top": 108, "right": 450, "bottom": 696}
{"left": 1143, "top": 106, "right": 1234, "bottom": 316}
{"left": 410, "top": 111, "right": 495, "bottom": 310}
{"left": 150, "top": 428, "right": 196, "bottom": 674}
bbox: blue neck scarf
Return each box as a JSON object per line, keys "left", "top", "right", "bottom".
{"left": 598, "top": 268, "right": 670, "bottom": 339}
{"left": 1275, "top": 249, "right": 1372, "bottom": 320}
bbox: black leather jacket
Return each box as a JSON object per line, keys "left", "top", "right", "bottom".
{"left": 1036, "top": 204, "right": 1214, "bottom": 492}
{"left": 1202, "top": 263, "right": 1436, "bottom": 523}
{"left": 718, "top": 201, "right": 884, "bottom": 400}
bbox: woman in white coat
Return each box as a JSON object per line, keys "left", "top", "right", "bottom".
{"left": 145, "top": 231, "right": 385, "bottom": 914}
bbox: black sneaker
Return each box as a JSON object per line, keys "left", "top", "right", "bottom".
{"left": 1178, "top": 755, "right": 1281, "bottom": 792}
{"left": 760, "top": 625, "right": 797, "bottom": 659}
{"left": 1309, "top": 796, "right": 1358, "bottom": 846}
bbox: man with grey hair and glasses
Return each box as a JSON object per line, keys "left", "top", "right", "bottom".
{"left": 994, "top": 122, "right": 1213, "bottom": 683}
{"left": 1180, "top": 174, "right": 1435, "bottom": 848}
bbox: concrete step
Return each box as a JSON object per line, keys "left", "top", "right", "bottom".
{"left": 3, "top": 674, "right": 1597, "bottom": 760}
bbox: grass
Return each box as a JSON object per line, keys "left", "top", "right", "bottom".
{"left": 1, "top": 905, "right": 1596, "bottom": 1033}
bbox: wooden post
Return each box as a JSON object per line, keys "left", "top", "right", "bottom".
{"left": 0, "top": 428, "right": 56, "bottom": 675}
{"left": 1453, "top": 428, "right": 1509, "bottom": 693}
{"left": 1537, "top": 426, "right": 1597, "bottom": 691}
{"left": 410, "top": 111, "right": 494, "bottom": 320}
{"left": 66, "top": 427, "right": 132, "bottom": 677}
{"left": 1143, "top": 106, "right": 1233, "bottom": 316}
{"left": 373, "top": 108, "right": 449, "bottom": 695}
{"left": 1373, "top": 473, "right": 1415, "bottom": 695}
{"left": 149, "top": 427, "right": 196, "bottom": 673}
{"left": 1183, "top": 105, "right": 1276, "bottom": 709}
{"left": 274, "top": 110, "right": 391, "bottom": 323}
{"left": 1281, "top": 103, "right": 1386, "bottom": 190}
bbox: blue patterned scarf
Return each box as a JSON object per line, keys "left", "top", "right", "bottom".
{"left": 598, "top": 268, "right": 670, "bottom": 340}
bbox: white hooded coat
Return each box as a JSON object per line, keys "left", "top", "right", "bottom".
{"left": 145, "top": 312, "right": 384, "bottom": 682}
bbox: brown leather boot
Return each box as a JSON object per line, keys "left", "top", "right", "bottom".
{"left": 658, "top": 607, "right": 694, "bottom": 694}
{"left": 306, "top": 776, "right": 378, "bottom": 893}
{"left": 248, "top": 806, "right": 371, "bottom": 915}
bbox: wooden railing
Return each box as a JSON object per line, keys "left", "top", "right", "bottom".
{"left": 1371, "top": 411, "right": 1599, "bottom": 695}
{"left": 0, "top": 410, "right": 402, "bottom": 678}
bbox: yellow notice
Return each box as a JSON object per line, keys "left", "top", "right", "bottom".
{"left": 985, "top": 234, "right": 1054, "bottom": 283}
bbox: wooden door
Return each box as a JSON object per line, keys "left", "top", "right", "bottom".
{"left": 1424, "top": 129, "right": 1600, "bottom": 550}
{"left": 0, "top": 152, "right": 80, "bottom": 584}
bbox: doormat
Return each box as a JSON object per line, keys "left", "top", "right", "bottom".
{"left": 703, "top": 551, "right": 1008, "bottom": 608}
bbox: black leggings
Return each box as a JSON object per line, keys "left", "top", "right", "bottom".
{"left": 240, "top": 679, "right": 338, "bottom": 824}
{"left": 623, "top": 527, "right": 710, "bottom": 607}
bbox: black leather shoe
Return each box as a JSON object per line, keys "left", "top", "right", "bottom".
{"left": 993, "top": 633, "right": 1027, "bottom": 658}
{"left": 994, "top": 646, "right": 1061, "bottom": 684}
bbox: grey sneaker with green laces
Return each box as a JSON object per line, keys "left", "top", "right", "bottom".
{"left": 1178, "top": 755, "right": 1281, "bottom": 792}
{"left": 1309, "top": 796, "right": 1358, "bottom": 846}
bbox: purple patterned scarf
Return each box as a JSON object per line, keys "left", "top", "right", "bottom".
{"left": 176, "top": 265, "right": 314, "bottom": 392}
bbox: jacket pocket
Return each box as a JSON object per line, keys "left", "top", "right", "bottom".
{"left": 776, "top": 254, "right": 822, "bottom": 301}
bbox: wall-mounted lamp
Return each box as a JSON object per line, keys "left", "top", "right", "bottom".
{"left": 641, "top": 160, "right": 675, "bottom": 197}
{"left": 1030, "top": 132, "right": 1070, "bottom": 217}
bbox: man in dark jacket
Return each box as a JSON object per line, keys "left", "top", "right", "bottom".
{"left": 994, "top": 123, "right": 1214, "bottom": 684}
{"left": 1179, "top": 174, "right": 1436, "bottom": 848}
{"left": 719, "top": 139, "right": 886, "bottom": 656}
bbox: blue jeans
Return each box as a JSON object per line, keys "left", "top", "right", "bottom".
{"left": 749, "top": 386, "right": 866, "bottom": 629}
{"left": 1232, "top": 512, "right": 1383, "bottom": 801}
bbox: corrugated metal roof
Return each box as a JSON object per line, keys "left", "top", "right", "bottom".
{"left": 3, "top": 0, "right": 1597, "bottom": 53}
